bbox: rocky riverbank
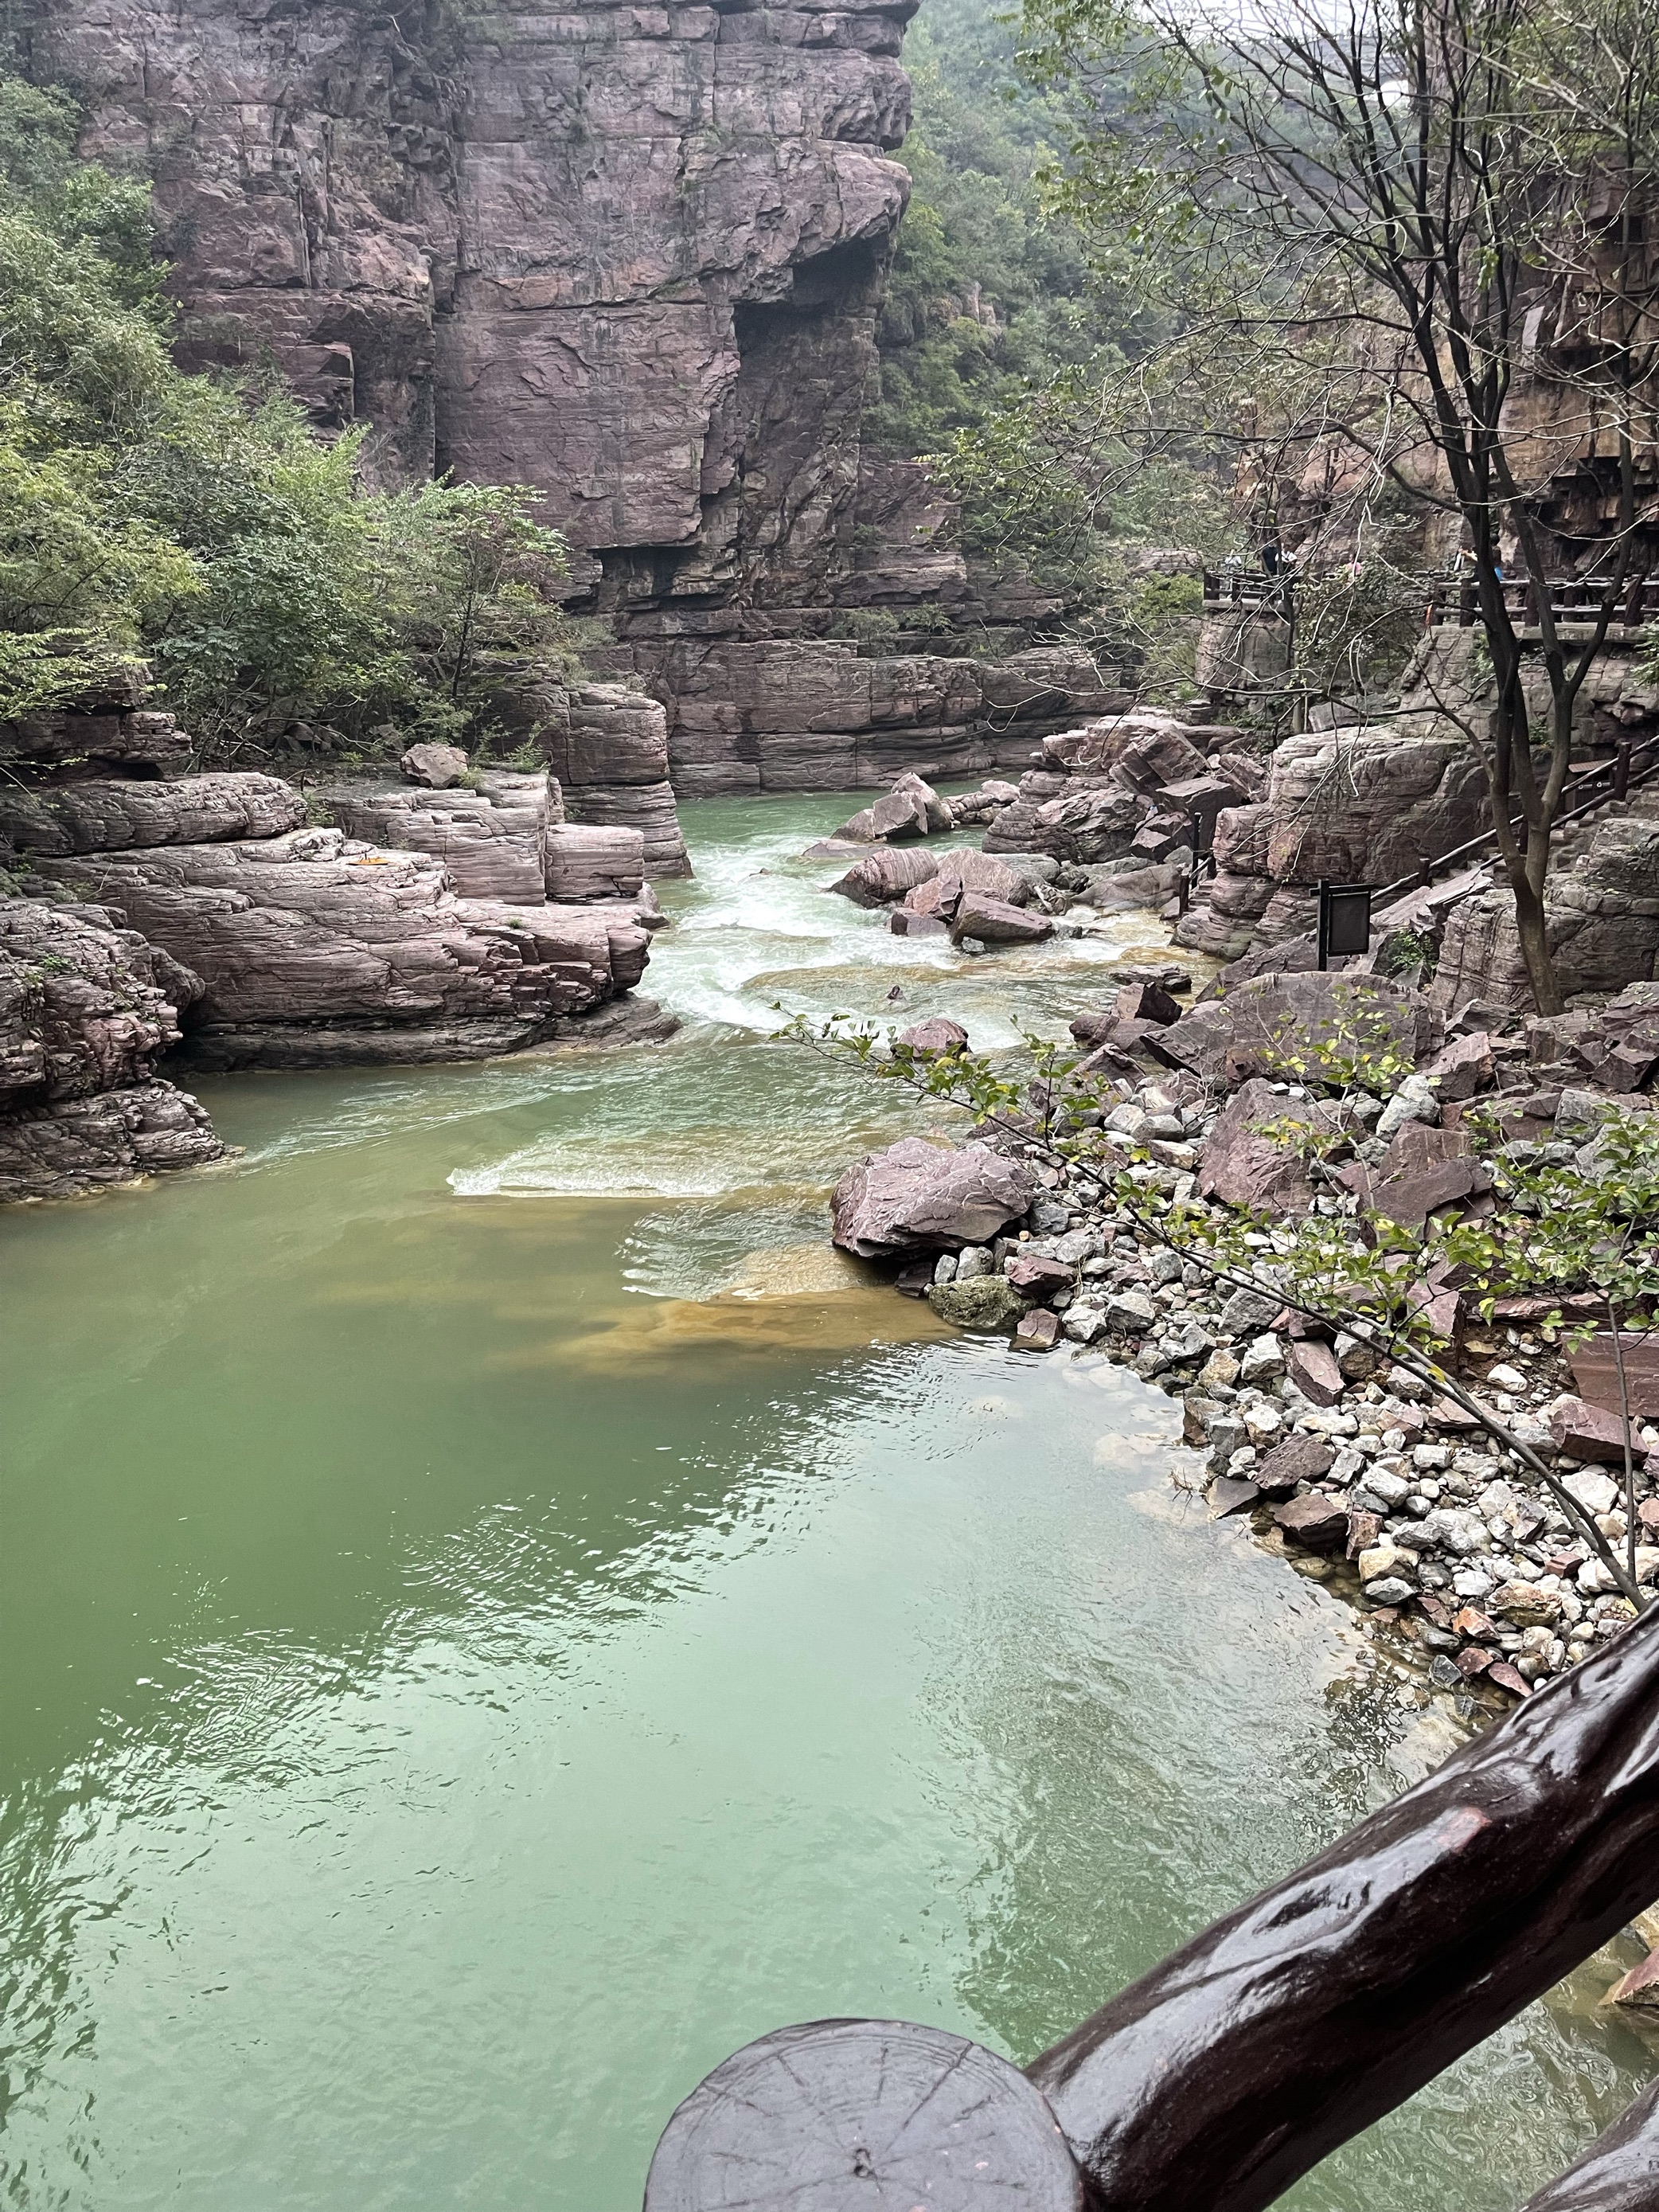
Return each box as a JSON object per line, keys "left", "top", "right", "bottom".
{"left": 0, "top": 710, "right": 683, "bottom": 1202}
{"left": 827, "top": 968, "right": 1659, "bottom": 1722}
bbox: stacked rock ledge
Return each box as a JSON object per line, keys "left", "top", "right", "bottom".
{"left": 1, "top": 728, "right": 676, "bottom": 1198}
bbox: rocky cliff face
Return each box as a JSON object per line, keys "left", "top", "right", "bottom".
{"left": 33, "top": 0, "right": 1129, "bottom": 793}
{"left": 37, "top": 0, "right": 913, "bottom": 611}
{"left": 0, "top": 898, "right": 224, "bottom": 1201}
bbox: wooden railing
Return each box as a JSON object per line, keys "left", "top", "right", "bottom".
{"left": 644, "top": 1600, "right": 1659, "bottom": 2210}
{"left": 1423, "top": 573, "right": 1659, "bottom": 630}
{"left": 1371, "top": 729, "right": 1659, "bottom": 905}
{"left": 1202, "top": 569, "right": 1296, "bottom": 616}
{"left": 1201, "top": 569, "right": 1659, "bottom": 631}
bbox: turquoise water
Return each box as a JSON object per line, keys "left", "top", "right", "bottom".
{"left": 1, "top": 795, "right": 1651, "bottom": 2209}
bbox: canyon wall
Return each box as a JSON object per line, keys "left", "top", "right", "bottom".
{"left": 33, "top": 0, "right": 1115, "bottom": 789}
{"left": 35, "top": 0, "right": 915, "bottom": 608}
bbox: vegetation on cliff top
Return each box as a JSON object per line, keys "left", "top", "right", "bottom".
{"left": 871, "top": 0, "right": 1234, "bottom": 662}
{"left": 0, "top": 76, "right": 574, "bottom": 767}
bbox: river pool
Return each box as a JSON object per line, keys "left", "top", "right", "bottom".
{"left": 1, "top": 794, "right": 1651, "bottom": 2210}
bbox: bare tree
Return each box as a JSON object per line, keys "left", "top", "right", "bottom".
{"left": 1018, "top": 0, "right": 1659, "bottom": 1010}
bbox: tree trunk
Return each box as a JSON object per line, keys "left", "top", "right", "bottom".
{"left": 1509, "top": 864, "right": 1563, "bottom": 1016}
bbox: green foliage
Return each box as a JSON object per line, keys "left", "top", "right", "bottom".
{"left": 869, "top": 0, "right": 1235, "bottom": 617}
{"left": 1290, "top": 555, "right": 1438, "bottom": 705}
{"left": 0, "top": 72, "right": 575, "bottom": 763}
{"left": 869, "top": 0, "right": 1103, "bottom": 463}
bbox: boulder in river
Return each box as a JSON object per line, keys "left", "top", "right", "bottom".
{"left": 949, "top": 894, "right": 1052, "bottom": 947}
{"left": 831, "top": 1136, "right": 1040, "bottom": 1259}
{"left": 833, "top": 773, "right": 949, "bottom": 843}
{"left": 896, "top": 1018, "right": 969, "bottom": 1056}
{"left": 827, "top": 848, "right": 939, "bottom": 908}
{"left": 914, "top": 850, "right": 1032, "bottom": 918}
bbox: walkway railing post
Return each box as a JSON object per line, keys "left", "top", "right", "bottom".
{"left": 645, "top": 1607, "right": 1659, "bottom": 2212}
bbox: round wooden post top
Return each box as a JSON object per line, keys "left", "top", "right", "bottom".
{"left": 643, "top": 2017, "right": 1087, "bottom": 2211}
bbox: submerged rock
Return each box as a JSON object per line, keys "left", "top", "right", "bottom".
{"left": 927, "top": 1275, "right": 1026, "bottom": 1330}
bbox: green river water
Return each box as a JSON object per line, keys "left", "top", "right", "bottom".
{"left": 2, "top": 794, "right": 1653, "bottom": 2210}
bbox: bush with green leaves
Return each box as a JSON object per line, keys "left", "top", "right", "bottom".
{"left": 864, "top": 0, "right": 1234, "bottom": 627}
{"left": 0, "top": 73, "right": 576, "bottom": 764}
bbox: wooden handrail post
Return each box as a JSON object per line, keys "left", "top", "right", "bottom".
{"left": 643, "top": 1608, "right": 1659, "bottom": 2211}
{"left": 1513, "top": 2071, "right": 1659, "bottom": 2211}
{"left": 1024, "top": 1602, "right": 1659, "bottom": 2212}
{"left": 645, "top": 2019, "right": 1088, "bottom": 2210}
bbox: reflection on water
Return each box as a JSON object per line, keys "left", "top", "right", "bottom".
{"left": 0, "top": 792, "right": 1651, "bottom": 2211}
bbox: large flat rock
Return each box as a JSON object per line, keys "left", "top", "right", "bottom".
{"left": 31, "top": 829, "right": 651, "bottom": 1063}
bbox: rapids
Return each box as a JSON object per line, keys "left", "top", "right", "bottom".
{"left": 1, "top": 793, "right": 1650, "bottom": 2210}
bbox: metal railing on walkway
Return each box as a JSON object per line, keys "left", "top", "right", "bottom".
{"left": 1372, "top": 730, "right": 1659, "bottom": 905}
{"left": 1423, "top": 574, "right": 1659, "bottom": 631}
{"left": 1202, "top": 569, "right": 1295, "bottom": 616}
{"left": 1200, "top": 569, "right": 1659, "bottom": 633}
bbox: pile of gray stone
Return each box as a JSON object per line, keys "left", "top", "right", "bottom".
{"left": 829, "top": 973, "right": 1658, "bottom": 1707}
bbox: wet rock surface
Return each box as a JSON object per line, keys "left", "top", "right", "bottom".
{"left": 0, "top": 900, "right": 224, "bottom": 1200}
{"left": 831, "top": 1136, "right": 1040, "bottom": 1259}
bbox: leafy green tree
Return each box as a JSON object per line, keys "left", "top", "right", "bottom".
{"left": 867, "top": 0, "right": 1235, "bottom": 624}
{"left": 0, "top": 72, "right": 575, "bottom": 761}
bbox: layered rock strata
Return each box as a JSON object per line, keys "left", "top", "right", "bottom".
{"left": 1430, "top": 814, "right": 1659, "bottom": 1012}
{"left": 317, "top": 771, "right": 559, "bottom": 903}
{"left": 0, "top": 772, "right": 306, "bottom": 855}
{"left": 599, "top": 638, "right": 1124, "bottom": 796}
{"left": 0, "top": 745, "right": 669, "bottom": 1141}
{"left": 0, "top": 899, "right": 223, "bottom": 1200}
{"left": 1176, "top": 722, "right": 1489, "bottom": 963}
{"left": 29, "top": 4, "right": 1147, "bottom": 792}
{"left": 35, "top": 0, "right": 915, "bottom": 612}
{"left": 29, "top": 828, "right": 653, "bottom": 1070}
